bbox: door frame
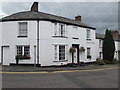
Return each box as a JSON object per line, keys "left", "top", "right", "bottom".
{"left": 72, "top": 44, "right": 80, "bottom": 64}
{"left": 118, "top": 50, "right": 120, "bottom": 60}
{"left": 1, "top": 46, "right": 10, "bottom": 65}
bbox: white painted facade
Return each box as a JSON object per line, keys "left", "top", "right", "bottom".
{"left": 1, "top": 20, "right": 96, "bottom": 66}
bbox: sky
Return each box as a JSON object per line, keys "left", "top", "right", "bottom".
{"left": 0, "top": 1, "right": 119, "bottom": 34}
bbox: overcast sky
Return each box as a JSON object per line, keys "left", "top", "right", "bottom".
{"left": 0, "top": 2, "right": 118, "bottom": 34}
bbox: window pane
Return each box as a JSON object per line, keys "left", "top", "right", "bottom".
{"left": 17, "top": 46, "right": 22, "bottom": 56}
{"left": 59, "top": 24, "right": 65, "bottom": 37}
{"left": 54, "top": 45, "right": 57, "bottom": 60}
{"left": 24, "top": 46, "right": 30, "bottom": 56}
{"left": 87, "top": 29, "right": 90, "bottom": 38}
{"left": 59, "top": 45, "right": 65, "bottom": 60}
{"left": 54, "top": 23, "right": 57, "bottom": 36}
{"left": 87, "top": 48, "right": 90, "bottom": 56}
{"left": 19, "top": 22, "right": 28, "bottom": 36}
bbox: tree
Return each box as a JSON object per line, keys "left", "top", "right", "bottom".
{"left": 102, "top": 29, "right": 115, "bottom": 61}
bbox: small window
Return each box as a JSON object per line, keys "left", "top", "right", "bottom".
{"left": 54, "top": 45, "right": 57, "bottom": 60}
{"left": 18, "top": 22, "right": 28, "bottom": 37}
{"left": 17, "top": 46, "right": 22, "bottom": 56}
{"left": 99, "top": 40, "right": 102, "bottom": 47}
{"left": 54, "top": 23, "right": 57, "bottom": 36}
{"left": 60, "top": 24, "right": 65, "bottom": 36}
{"left": 59, "top": 45, "right": 65, "bottom": 60}
{"left": 54, "top": 45, "right": 66, "bottom": 61}
{"left": 24, "top": 46, "right": 30, "bottom": 56}
{"left": 87, "top": 47, "right": 91, "bottom": 56}
{"left": 16, "top": 46, "right": 30, "bottom": 59}
{"left": 86, "top": 29, "right": 90, "bottom": 39}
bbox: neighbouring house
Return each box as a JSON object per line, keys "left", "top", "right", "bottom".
{"left": 0, "top": 2, "right": 96, "bottom": 66}
{"left": 96, "top": 30, "right": 120, "bottom": 60}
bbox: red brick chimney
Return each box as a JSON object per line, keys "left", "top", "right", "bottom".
{"left": 31, "top": 2, "right": 38, "bottom": 12}
{"left": 75, "top": 15, "right": 81, "bottom": 22}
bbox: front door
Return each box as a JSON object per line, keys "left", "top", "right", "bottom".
{"left": 118, "top": 51, "right": 120, "bottom": 60}
{"left": 73, "top": 48, "right": 77, "bottom": 63}
{"left": 2, "top": 46, "right": 10, "bottom": 65}
{"left": 72, "top": 44, "right": 79, "bottom": 64}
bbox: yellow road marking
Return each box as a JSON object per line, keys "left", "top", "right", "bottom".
{"left": 0, "top": 66, "right": 119, "bottom": 74}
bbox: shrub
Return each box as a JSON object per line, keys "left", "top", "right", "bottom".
{"left": 79, "top": 46, "right": 85, "bottom": 52}
{"left": 15, "top": 55, "right": 31, "bottom": 60}
{"left": 69, "top": 47, "right": 76, "bottom": 53}
{"left": 87, "top": 55, "right": 92, "bottom": 59}
{"left": 96, "top": 58, "right": 105, "bottom": 65}
{"left": 103, "top": 59, "right": 118, "bottom": 64}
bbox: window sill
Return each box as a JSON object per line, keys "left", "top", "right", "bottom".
{"left": 17, "top": 36, "right": 28, "bottom": 38}
{"left": 17, "top": 58, "right": 30, "bottom": 60}
{"left": 86, "top": 38, "right": 91, "bottom": 41}
{"left": 53, "top": 59, "right": 68, "bottom": 62}
{"left": 52, "top": 36, "right": 68, "bottom": 38}
{"left": 72, "top": 37, "right": 79, "bottom": 39}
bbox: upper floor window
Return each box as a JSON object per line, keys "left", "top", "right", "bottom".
{"left": 86, "top": 29, "right": 91, "bottom": 39}
{"left": 18, "top": 22, "right": 28, "bottom": 37}
{"left": 53, "top": 23, "right": 66, "bottom": 37}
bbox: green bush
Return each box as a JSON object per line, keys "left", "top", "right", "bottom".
{"left": 96, "top": 58, "right": 105, "bottom": 65}
{"left": 103, "top": 59, "right": 118, "bottom": 64}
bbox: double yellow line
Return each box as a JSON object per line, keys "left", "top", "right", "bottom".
{"left": 0, "top": 66, "right": 119, "bottom": 74}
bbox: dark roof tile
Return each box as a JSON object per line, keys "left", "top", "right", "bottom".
{"left": 1, "top": 11, "right": 96, "bottom": 30}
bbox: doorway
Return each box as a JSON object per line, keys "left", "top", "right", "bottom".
{"left": 1, "top": 46, "right": 10, "bottom": 65}
{"left": 72, "top": 44, "right": 79, "bottom": 64}
{"left": 118, "top": 51, "right": 120, "bottom": 60}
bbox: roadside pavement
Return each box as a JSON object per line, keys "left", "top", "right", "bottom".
{"left": 1, "top": 64, "right": 119, "bottom": 72}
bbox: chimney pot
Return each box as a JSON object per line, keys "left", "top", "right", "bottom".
{"left": 75, "top": 15, "right": 81, "bottom": 22}
{"left": 31, "top": 2, "right": 38, "bottom": 12}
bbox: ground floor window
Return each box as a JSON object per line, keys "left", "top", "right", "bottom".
{"left": 87, "top": 47, "right": 91, "bottom": 59}
{"left": 54, "top": 45, "right": 66, "bottom": 61}
{"left": 16, "top": 45, "right": 30, "bottom": 59}
{"left": 99, "top": 52, "right": 102, "bottom": 59}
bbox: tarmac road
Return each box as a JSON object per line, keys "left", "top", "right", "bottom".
{"left": 2, "top": 67, "right": 119, "bottom": 88}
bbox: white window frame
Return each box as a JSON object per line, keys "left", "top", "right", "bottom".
{"left": 87, "top": 47, "right": 91, "bottom": 56}
{"left": 59, "top": 24, "right": 65, "bottom": 37}
{"left": 16, "top": 45, "right": 30, "bottom": 56}
{"left": 99, "top": 40, "right": 102, "bottom": 48}
{"left": 86, "top": 29, "right": 91, "bottom": 39}
{"left": 54, "top": 22, "right": 57, "bottom": 36}
{"left": 53, "top": 23, "right": 66, "bottom": 37}
{"left": 59, "top": 45, "right": 65, "bottom": 60}
{"left": 18, "top": 22, "right": 28, "bottom": 37}
{"left": 53, "top": 45, "right": 67, "bottom": 61}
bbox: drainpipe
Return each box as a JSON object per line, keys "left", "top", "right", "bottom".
{"left": 37, "top": 20, "right": 40, "bottom": 67}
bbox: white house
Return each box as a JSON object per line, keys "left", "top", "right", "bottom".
{"left": 0, "top": 2, "right": 96, "bottom": 66}
{"left": 96, "top": 31, "right": 120, "bottom": 60}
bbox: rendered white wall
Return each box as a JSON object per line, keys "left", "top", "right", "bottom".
{"left": 1, "top": 20, "right": 97, "bottom": 66}
{"left": 1, "top": 21, "right": 37, "bottom": 65}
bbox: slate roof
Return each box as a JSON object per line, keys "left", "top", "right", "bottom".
{"left": 96, "top": 33, "right": 105, "bottom": 39}
{"left": 96, "top": 33, "right": 120, "bottom": 42}
{"left": 0, "top": 11, "right": 96, "bottom": 30}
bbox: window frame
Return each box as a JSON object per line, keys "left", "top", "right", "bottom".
{"left": 87, "top": 47, "right": 91, "bottom": 58}
{"left": 18, "top": 22, "right": 28, "bottom": 37}
{"left": 86, "top": 29, "right": 91, "bottom": 39}
{"left": 53, "top": 45, "right": 66, "bottom": 61}
{"left": 16, "top": 45, "right": 30, "bottom": 57}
